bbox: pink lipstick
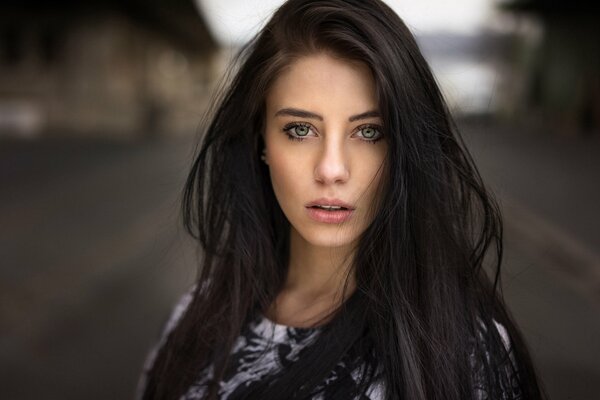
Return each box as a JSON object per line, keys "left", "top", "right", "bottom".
{"left": 305, "top": 198, "right": 355, "bottom": 224}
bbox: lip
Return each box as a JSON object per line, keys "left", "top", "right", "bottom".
{"left": 305, "top": 198, "right": 355, "bottom": 224}
{"left": 305, "top": 198, "right": 355, "bottom": 210}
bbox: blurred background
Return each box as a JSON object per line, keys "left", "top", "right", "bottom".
{"left": 0, "top": 0, "right": 598, "bottom": 398}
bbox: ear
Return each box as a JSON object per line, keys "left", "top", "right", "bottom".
{"left": 257, "top": 132, "right": 268, "bottom": 165}
{"left": 261, "top": 147, "right": 269, "bottom": 165}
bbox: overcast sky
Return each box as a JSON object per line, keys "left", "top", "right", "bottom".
{"left": 196, "top": 0, "right": 497, "bottom": 45}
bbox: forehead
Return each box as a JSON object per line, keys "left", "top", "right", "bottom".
{"left": 265, "top": 53, "right": 378, "bottom": 117}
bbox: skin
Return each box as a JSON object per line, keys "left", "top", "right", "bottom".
{"left": 263, "top": 52, "right": 387, "bottom": 327}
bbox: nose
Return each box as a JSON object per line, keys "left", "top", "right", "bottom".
{"left": 314, "top": 137, "right": 350, "bottom": 184}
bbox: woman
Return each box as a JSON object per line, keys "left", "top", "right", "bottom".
{"left": 137, "top": 0, "right": 545, "bottom": 399}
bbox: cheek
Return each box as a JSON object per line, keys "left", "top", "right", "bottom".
{"left": 355, "top": 144, "right": 385, "bottom": 179}
{"left": 355, "top": 151, "right": 386, "bottom": 215}
{"left": 367, "top": 158, "right": 385, "bottom": 192}
{"left": 267, "top": 146, "right": 307, "bottom": 204}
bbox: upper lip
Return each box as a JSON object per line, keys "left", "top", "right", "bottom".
{"left": 306, "top": 198, "right": 355, "bottom": 210}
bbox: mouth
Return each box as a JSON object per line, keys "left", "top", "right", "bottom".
{"left": 305, "top": 198, "right": 355, "bottom": 223}
{"left": 307, "top": 205, "right": 350, "bottom": 211}
{"left": 305, "top": 198, "right": 355, "bottom": 210}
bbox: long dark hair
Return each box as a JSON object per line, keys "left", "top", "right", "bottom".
{"left": 142, "top": 0, "right": 544, "bottom": 398}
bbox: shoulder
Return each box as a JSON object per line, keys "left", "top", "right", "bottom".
{"left": 493, "top": 320, "right": 511, "bottom": 351}
{"left": 472, "top": 317, "right": 513, "bottom": 351}
{"left": 471, "top": 319, "right": 522, "bottom": 399}
{"left": 158, "top": 282, "right": 198, "bottom": 339}
{"left": 134, "top": 282, "right": 200, "bottom": 399}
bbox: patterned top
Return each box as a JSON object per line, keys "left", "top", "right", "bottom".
{"left": 181, "top": 313, "right": 384, "bottom": 399}
{"left": 136, "top": 284, "right": 517, "bottom": 400}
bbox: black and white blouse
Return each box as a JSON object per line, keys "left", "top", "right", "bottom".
{"left": 136, "top": 284, "right": 518, "bottom": 400}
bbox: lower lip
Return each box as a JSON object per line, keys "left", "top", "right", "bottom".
{"left": 306, "top": 207, "right": 354, "bottom": 223}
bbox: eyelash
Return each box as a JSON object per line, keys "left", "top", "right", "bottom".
{"left": 282, "top": 122, "right": 384, "bottom": 144}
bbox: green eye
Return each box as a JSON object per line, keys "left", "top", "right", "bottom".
{"left": 282, "top": 122, "right": 314, "bottom": 141}
{"left": 362, "top": 127, "right": 376, "bottom": 138}
{"left": 294, "top": 126, "right": 310, "bottom": 136}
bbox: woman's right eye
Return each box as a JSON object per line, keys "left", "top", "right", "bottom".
{"left": 282, "top": 123, "right": 316, "bottom": 141}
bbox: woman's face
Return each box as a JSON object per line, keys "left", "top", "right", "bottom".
{"left": 264, "top": 52, "right": 387, "bottom": 249}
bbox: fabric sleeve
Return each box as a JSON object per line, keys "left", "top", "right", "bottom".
{"left": 134, "top": 283, "right": 198, "bottom": 400}
{"left": 471, "top": 319, "right": 522, "bottom": 400}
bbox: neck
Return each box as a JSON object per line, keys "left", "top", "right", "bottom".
{"left": 284, "top": 227, "right": 357, "bottom": 300}
{"left": 264, "top": 228, "right": 357, "bottom": 328}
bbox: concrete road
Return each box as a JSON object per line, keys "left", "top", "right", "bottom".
{"left": 1, "top": 121, "right": 598, "bottom": 399}
{"left": 0, "top": 136, "right": 198, "bottom": 399}
{"left": 461, "top": 119, "right": 600, "bottom": 400}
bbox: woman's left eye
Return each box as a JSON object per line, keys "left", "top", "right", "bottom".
{"left": 354, "top": 125, "right": 383, "bottom": 142}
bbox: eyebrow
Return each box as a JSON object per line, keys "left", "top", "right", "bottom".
{"left": 274, "top": 107, "right": 380, "bottom": 122}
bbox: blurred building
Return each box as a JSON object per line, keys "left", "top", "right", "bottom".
{"left": 0, "top": 0, "right": 218, "bottom": 139}
{"left": 497, "top": 0, "right": 600, "bottom": 135}
{"left": 416, "top": 31, "right": 514, "bottom": 117}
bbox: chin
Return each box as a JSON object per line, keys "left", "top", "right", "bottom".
{"left": 295, "top": 225, "right": 361, "bottom": 250}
